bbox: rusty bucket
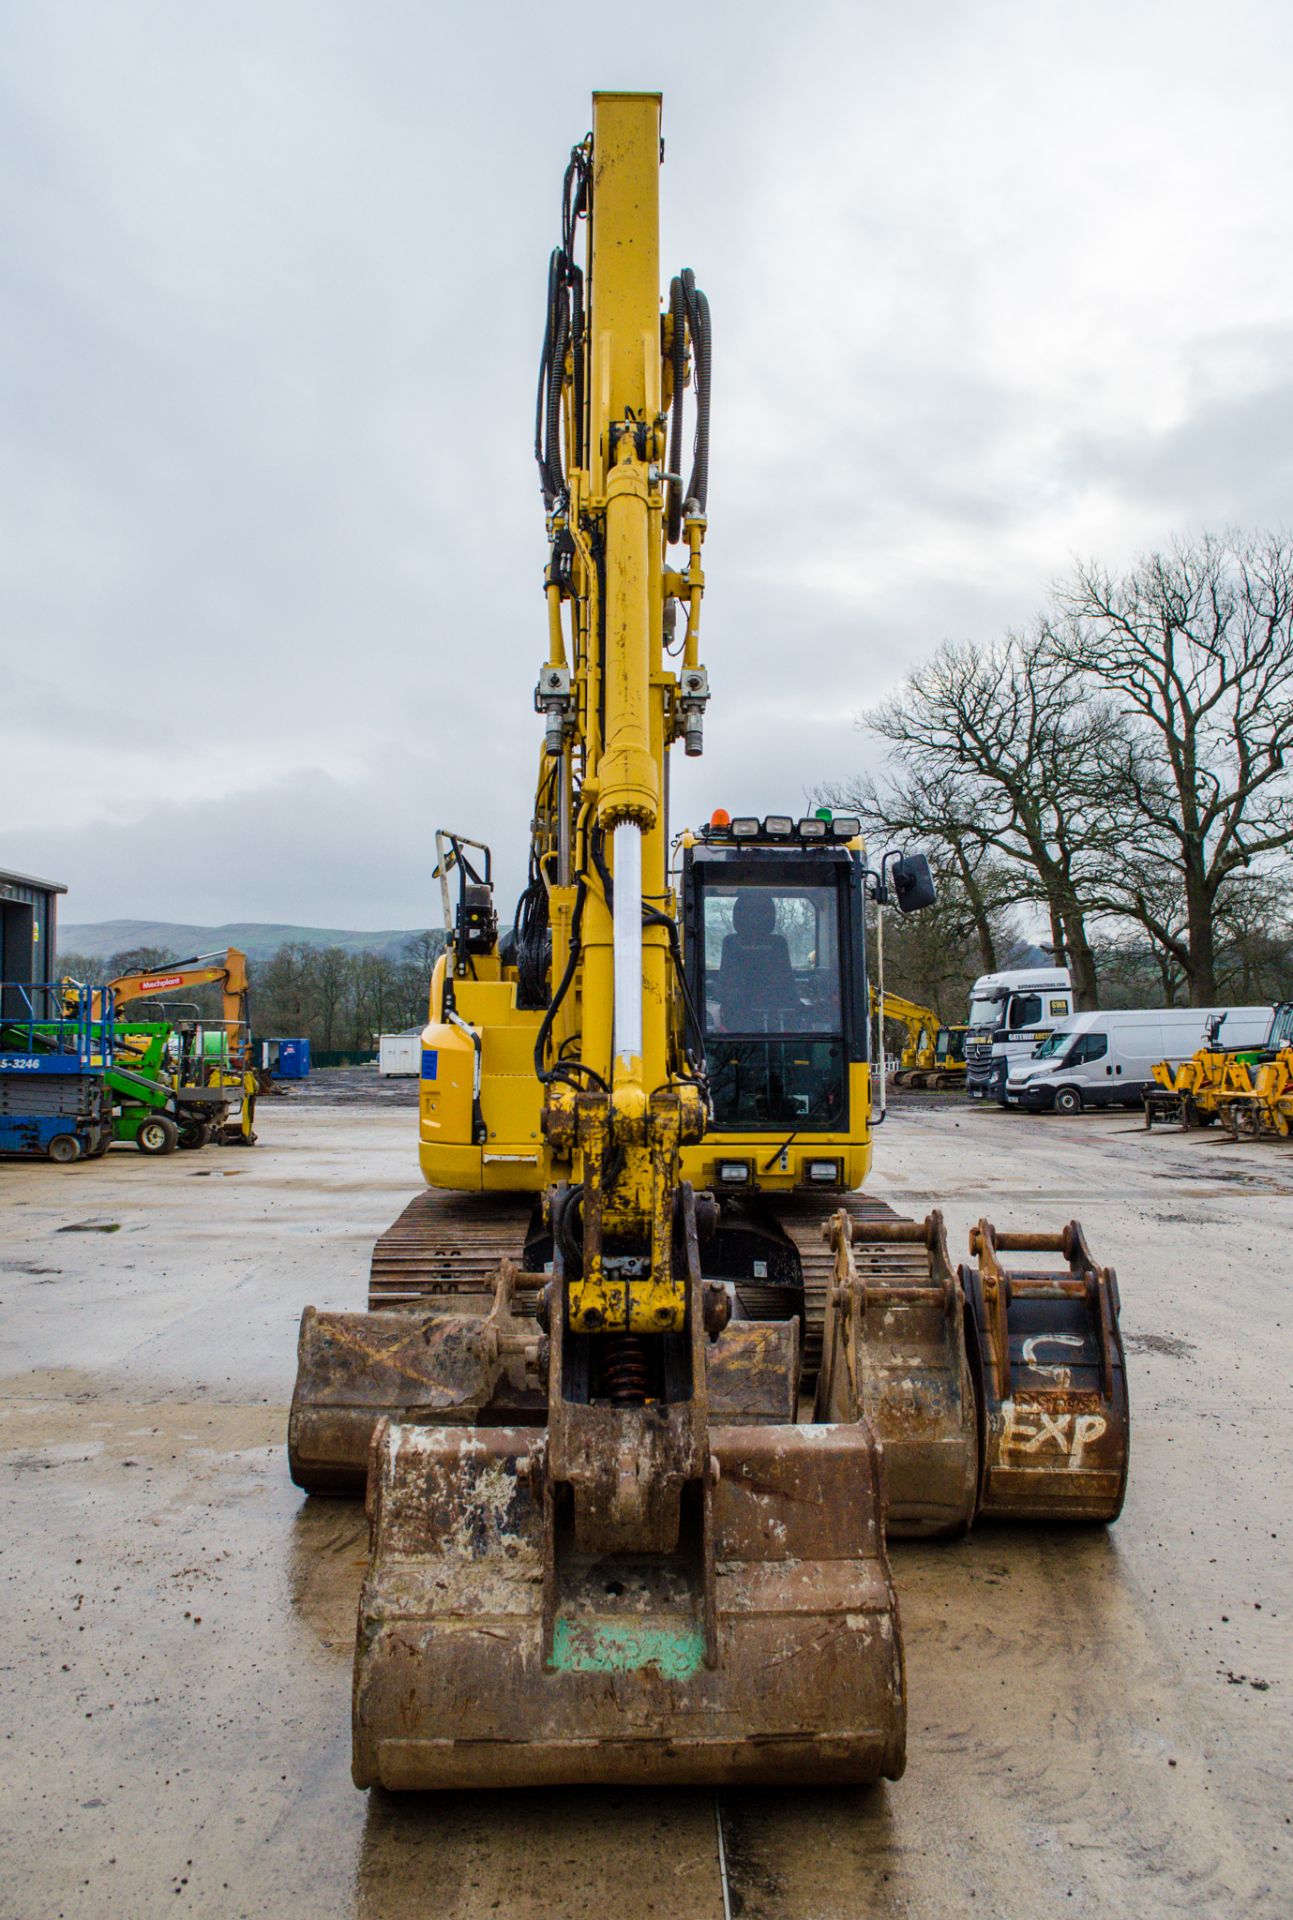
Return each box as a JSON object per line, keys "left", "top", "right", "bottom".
{"left": 816, "top": 1210, "right": 979, "bottom": 1538}
{"left": 288, "top": 1259, "right": 547, "bottom": 1494}
{"left": 961, "top": 1219, "right": 1129, "bottom": 1524}
{"left": 351, "top": 1417, "right": 906, "bottom": 1790}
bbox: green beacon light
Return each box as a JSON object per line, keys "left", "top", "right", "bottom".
{"left": 815, "top": 806, "right": 833, "bottom": 821}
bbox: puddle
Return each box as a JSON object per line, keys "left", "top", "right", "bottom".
{"left": 1125, "top": 1331, "right": 1197, "bottom": 1360}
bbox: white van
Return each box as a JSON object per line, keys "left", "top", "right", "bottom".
{"left": 1005, "top": 1006, "right": 1274, "bottom": 1114}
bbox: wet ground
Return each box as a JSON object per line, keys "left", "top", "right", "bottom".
{"left": 1, "top": 1085, "right": 1290, "bottom": 1919}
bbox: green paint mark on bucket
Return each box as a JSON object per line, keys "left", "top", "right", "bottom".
{"left": 551, "top": 1616, "right": 706, "bottom": 1679}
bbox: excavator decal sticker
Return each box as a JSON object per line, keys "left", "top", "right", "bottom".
{"left": 420, "top": 1050, "right": 438, "bottom": 1080}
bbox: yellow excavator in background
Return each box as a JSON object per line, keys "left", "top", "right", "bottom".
{"left": 878, "top": 988, "right": 968, "bottom": 1089}
{"left": 288, "top": 93, "right": 1129, "bottom": 1792}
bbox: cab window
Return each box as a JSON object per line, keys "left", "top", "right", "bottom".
{"left": 702, "top": 884, "right": 841, "bottom": 1035}
{"left": 1009, "top": 993, "right": 1043, "bottom": 1026}
{"left": 1067, "top": 1032, "right": 1107, "bottom": 1064}
{"left": 697, "top": 877, "right": 849, "bottom": 1130}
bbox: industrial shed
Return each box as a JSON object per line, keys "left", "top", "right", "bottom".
{"left": 0, "top": 868, "right": 67, "bottom": 997}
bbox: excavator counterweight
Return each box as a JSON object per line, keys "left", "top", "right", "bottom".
{"left": 288, "top": 91, "right": 1129, "bottom": 1793}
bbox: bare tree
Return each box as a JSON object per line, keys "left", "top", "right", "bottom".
{"left": 1053, "top": 533, "right": 1293, "bottom": 1003}
{"left": 820, "top": 763, "right": 1018, "bottom": 972}
{"left": 862, "top": 630, "right": 1129, "bottom": 1008}
{"left": 1212, "top": 868, "right": 1293, "bottom": 1002}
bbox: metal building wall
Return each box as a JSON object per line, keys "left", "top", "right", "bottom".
{"left": 0, "top": 870, "right": 67, "bottom": 989}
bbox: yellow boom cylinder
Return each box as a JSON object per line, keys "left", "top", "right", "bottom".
{"left": 598, "top": 446, "right": 659, "bottom": 830}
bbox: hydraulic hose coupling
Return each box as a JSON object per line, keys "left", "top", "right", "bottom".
{"left": 535, "top": 663, "right": 572, "bottom": 755}
{"left": 678, "top": 665, "right": 709, "bottom": 757}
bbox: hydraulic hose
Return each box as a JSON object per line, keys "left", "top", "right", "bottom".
{"left": 534, "top": 145, "right": 590, "bottom": 509}
{"left": 533, "top": 874, "right": 607, "bottom": 1092}
{"left": 680, "top": 269, "right": 711, "bottom": 513}
{"left": 667, "top": 276, "right": 687, "bottom": 544}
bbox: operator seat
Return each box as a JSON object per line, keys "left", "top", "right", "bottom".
{"left": 715, "top": 892, "right": 801, "bottom": 1028}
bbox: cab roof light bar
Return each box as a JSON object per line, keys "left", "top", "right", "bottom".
{"left": 699, "top": 812, "right": 862, "bottom": 844}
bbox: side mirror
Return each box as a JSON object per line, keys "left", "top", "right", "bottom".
{"left": 891, "top": 853, "right": 937, "bottom": 914}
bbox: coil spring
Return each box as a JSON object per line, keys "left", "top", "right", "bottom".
{"left": 601, "top": 1333, "right": 650, "bottom": 1405}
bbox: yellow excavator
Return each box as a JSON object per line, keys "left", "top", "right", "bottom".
{"left": 878, "top": 989, "right": 968, "bottom": 1089}
{"left": 288, "top": 94, "right": 1129, "bottom": 1792}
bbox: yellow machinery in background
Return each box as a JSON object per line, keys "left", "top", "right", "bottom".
{"left": 880, "top": 988, "right": 968, "bottom": 1089}
{"left": 287, "top": 93, "right": 1129, "bottom": 1793}
{"left": 68, "top": 950, "right": 257, "bottom": 1144}
{"left": 1211, "top": 1003, "right": 1293, "bottom": 1139}
{"left": 1145, "top": 1004, "right": 1293, "bottom": 1134}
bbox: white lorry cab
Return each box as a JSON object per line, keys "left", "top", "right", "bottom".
{"left": 1005, "top": 1005, "right": 1274, "bottom": 1115}
{"left": 964, "top": 967, "right": 1074, "bottom": 1103}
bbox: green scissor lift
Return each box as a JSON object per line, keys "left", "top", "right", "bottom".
{"left": 29, "top": 1017, "right": 229, "bottom": 1153}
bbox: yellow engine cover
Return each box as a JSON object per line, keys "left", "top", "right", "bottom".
{"left": 418, "top": 971, "right": 548, "bottom": 1194}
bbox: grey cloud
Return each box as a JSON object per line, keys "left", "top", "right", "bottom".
{"left": 4, "top": 1, "right": 1293, "bottom": 931}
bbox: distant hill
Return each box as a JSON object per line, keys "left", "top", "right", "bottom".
{"left": 60, "top": 919, "right": 429, "bottom": 964}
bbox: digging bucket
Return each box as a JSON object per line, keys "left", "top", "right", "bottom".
{"left": 351, "top": 1418, "right": 906, "bottom": 1790}
{"left": 816, "top": 1210, "right": 980, "bottom": 1539}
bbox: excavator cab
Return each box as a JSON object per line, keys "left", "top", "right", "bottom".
{"left": 680, "top": 816, "right": 870, "bottom": 1194}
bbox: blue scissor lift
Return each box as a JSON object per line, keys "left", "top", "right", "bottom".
{"left": 0, "top": 983, "right": 115, "bottom": 1162}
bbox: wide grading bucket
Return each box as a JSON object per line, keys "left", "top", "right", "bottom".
{"left": 287, "top": 1277, "right": 800, "bottom": 1497}
{"left": 352, "top": 1418, "right": 906, "bottom": 1790}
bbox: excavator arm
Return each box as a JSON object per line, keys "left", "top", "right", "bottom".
{"left": 89, "top": 949, "right": 251, "bottom": 1067}
{"left": 526, "top": 101, "right": 713, "bottom": 1342}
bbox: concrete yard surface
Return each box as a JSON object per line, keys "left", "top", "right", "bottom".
{"left": 1, "top": 1090, "right": 1290, "bottom": 1920}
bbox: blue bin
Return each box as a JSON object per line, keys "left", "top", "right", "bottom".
{"left": 268, "top": 1038, "right": 310, "bottom": 1079}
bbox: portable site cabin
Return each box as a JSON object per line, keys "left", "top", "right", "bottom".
{"left": 378, "top": 1031, "right": 422, "bottom": 1076}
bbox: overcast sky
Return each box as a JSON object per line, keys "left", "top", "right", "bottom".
{"left": 4, "top": 0, "right": 1293, "bottom": 929}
